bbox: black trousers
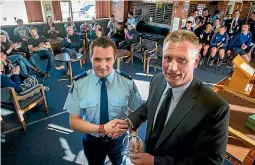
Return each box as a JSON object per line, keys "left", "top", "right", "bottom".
{"left": 82, "top": 133, "right": 126, "bottom": 165}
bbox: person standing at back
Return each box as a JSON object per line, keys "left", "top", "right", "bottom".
{"left": 63, "top": 36, "right": 143, "bottom": 165}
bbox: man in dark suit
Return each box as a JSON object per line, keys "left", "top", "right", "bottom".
{"left": 122, "top": 30, "right": 229, "bottom": 165}
{"left": 224, "top": 10, "right": 243, "bottom": 37}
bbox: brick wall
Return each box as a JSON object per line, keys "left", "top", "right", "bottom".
{"left": 217, "top": 1, "right": 229, "bottom": 19}
{"left": 170, "top": 1, "right": 189, "bottom": 30}
{"left": 111, "top": 1, "right": 125, "bottom": 22}
{"left": 240, "top": 1, "right": 251, "bottom": 20}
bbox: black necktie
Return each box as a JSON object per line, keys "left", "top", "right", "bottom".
{"left": 148, "top": 88, "right": 173, "bottom": 151}
{"left": 100, "top": 78, "right": 109, "bottom": 124}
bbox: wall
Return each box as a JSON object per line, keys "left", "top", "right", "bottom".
{"left": 0, "top": 1, "right": 29, "bottom": 25}
{"left": 170, "top": 1, "right": 189, "bottom": 30}
{"left": 111, "top": 0, "right": 125, "bottom": 22}
{"left": 41, "top": 0, "right": 54, "bottom": 22}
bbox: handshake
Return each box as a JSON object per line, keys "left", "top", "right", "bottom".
{"left": 102, "top": 118, "right": 131, "bottom": 139}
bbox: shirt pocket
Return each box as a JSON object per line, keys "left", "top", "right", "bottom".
{"left": 110, "top": 99, "right": 128, "bottom": 120}
{"left": 80, "top": 100, "right": 99, "bottom": 122}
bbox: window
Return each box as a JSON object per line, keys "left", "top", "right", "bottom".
{"left": 72, "top": 0, "right": 95, "bottom": 21}
{"left": 60, "top": 0, "right": 95, "bottom": 21}
{"left": 60, "top": 1, "right": 72, "bottom": 21}
{"left": 0, "top": 0, "right": 28, "bottom": 25}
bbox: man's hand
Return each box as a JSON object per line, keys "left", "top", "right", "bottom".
{"left": 242, "top": 44, "right": 247, "bottom": 50}
{"left": 207, "top": 35, "right": 210, "bottom": 41}
{"left": 130, "top": 153, "right": 154, "bottom": 165}
{"left": 104, "top": 119, "right": 128, "bottom": 135}
{"left": 12, "top": 66, "right": 20, "bottom": 75}
{"left": 66, "top": 38, "right": 71, "bottom": 43}
{"left": 124, "top": 28, "right": 128, "bottom": 34}
{"left": 38, "top": 43, "right": 44, "bottom": 48}
{"left": 200, "top": 34, "right": 203, "bottom": 39}
{"left": 11, "top": 42, "right": 19, "bottom": 49}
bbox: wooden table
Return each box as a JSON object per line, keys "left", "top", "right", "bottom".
{"left": 115, "top": 49, "right": 132, "bottom": 71}
{"left": 212, "top": 77, "right": 255, "bottom": 162}
{"left": 54, "top": 52, "right": 83, "bottom": 85}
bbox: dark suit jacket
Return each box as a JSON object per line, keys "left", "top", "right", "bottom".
{"left": 224, "top": 18, "right": 243, "bottom": 35}
{"left": 128, "top": 73, "right": 229, "bottom": 165}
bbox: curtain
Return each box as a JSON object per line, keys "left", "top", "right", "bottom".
{"left": 96, "top": 1, "right": 111, "bottom": 18}
{"left": 24, "top": 1, "right": 43, "bottom": 22}
{"left": 52, "top": 1, "right": 62, "bottom": 21}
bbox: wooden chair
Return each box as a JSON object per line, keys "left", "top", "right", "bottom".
{"left": 1, "top": 84, "right": 49, "bottom": 131}
{"left": 131, "top": 38, "right": 157, "bottom": 71}
{"left": 146, "top": 45, "right": 162, "bottom": 77}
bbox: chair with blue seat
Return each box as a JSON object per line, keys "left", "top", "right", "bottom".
{"left": 1, "top": 84, "right": 49, "bottom": 131}
{"left": 131, "top": 38, "right": 158, "bottom": 71}
{"left": 146, "top": 45, "right": 162, "bottom": 77}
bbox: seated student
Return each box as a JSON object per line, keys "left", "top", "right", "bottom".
{"left": 0, "top": 29, "right": 10, "bottom": 40}
{"left": 107, "top": 14, "right": 118, "bottom": 37}
{"left": 0, "top": 60, "right": 22, "bottom": 94}
{"left": 213, "top": 18, "right": 222, "bottom": 34}
{"left": 90, "top": 17, "right": 98, "bottom": 30}
{"left": 43, "top": 16, "right": 62, "bottom": 41}
{"left": 95, "top": 28, "right": 104, "bottom": 38}
{"left": 80, "top": 21, "right": 91, "bottom": 33}
{"left": 181, "top": 21, "right": 194, "bottom": 32}
{"left": 209, "top": 25, "right": 229, "bottom": 66}
{"left": 64, "top": 17, "right": 77, "bottom": 33}
{"left": 1, "top": 33, "right": 39, "bottom": 77}
{"left": 89, "top": 23, "right": 101, "bottom": 41}
{"left": 112, "top": 22, "right": 124, "bottom": 46}
{"left": 63, "top": 26, "right": 82, "bottom": 52}
{"left": 118, "top": 24, "right": 138, "bottom": 50}
{"left": 28, "top": 27, "right": 54, "bottom": 78}
{"left": 13, "top": 19, "right": 30, "bottom": 55}
{"left": 227, "top": 23, "right": 253, "bottom": 63}
{"left": 125, "top": 11, "right": 137, "bottom": 29}
{"left": 62, "top": 26, "right": 82, "bottom": 75}
{"left": 199, "top": 23, "right": 214, "bottom": 65}
{"left": 13, "top": 19, "right": 30, "bottom": 42}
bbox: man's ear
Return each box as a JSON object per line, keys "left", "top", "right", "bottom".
{"left": 194, "top": 54, "right": 201, "bottom": 68}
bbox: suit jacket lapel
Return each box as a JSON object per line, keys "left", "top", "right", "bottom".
{"left": 146, "top": 79, "right": 167, "bottom": 141}
{"left": 155, "top": 77, "right": 200, "bottom": 150}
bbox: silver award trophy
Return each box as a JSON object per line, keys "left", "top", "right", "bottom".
{"left": 122, "top": 134, "right": 143, "bottom": 165}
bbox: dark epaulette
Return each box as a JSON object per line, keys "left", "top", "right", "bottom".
{"left": 116, "top": 70, "right": 132, "bottom": 80}
{"left": 73, "top": 70, "right": 91, "bottom": 81}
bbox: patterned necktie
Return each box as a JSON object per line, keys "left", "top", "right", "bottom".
{"left": 148, "top": 88, "right": 173, "bottom": 151}
{"left": 100, "top": 78, "right": 109, "bottom": 124}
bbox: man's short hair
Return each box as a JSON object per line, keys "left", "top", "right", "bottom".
{"left": 117, "top": 22, "right": 122, "bottom": 25}
{"left": 220, "top": 25, "right": 227, "bottom": 30}
{"left": 128, "top": 11, "right": 133, "bottom": 16}
{"left": 111, "top": 14, "right": 114, "bottom": 17}
{"left": 17, "top": 19, "right": 23, "bottom": 23}
{"left": 29, "top": 26, "right": 37, "bottom": 32}
{"left": 163, "top": 30, "right": 199, "bottom": 58}
{"left": 203, "top": 8, "right": 208, "bottom": 11}
{"left": 206, "top": 22, "right": 212, "bottom": 26}
{"left": 234, "top": 10, "right": 240, "bottom": 13}
{"left": 215, "top": 18, "right": 221, "bottom": 22}
{"left": 186, "top": 21, "right": 192, "bottom": 24}
{"left": 66, "top": 26, "right": 73, "bottom": 32}
{"left": 252, "top": 12, "right": 255, "bottom": 15}
{"left": 192, "top": 9, "right": 198, "bottom": 13}
{"left": 90, "top": 36, "right": 117, "bottom": 57}
{"left": 242, "top": 23, "right": 249, "bottom": 27}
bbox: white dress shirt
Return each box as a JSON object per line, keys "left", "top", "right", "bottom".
{"left": 152, "top": 80, "right": 192, "bottom": 129}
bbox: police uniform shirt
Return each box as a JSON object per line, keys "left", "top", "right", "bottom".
{"left": 63, "top": 69, "right": 143, "bottom": 136}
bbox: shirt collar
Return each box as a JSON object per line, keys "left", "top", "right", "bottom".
{"left": 92, "top": 69, "right": 115, "bottom": 85}
{"left": 163, "top": 79, "right": 192, "bottom": 101}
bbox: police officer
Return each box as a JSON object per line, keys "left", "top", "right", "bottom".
{"left": 63, "top": 36, "right": 142, "bottom": 165}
